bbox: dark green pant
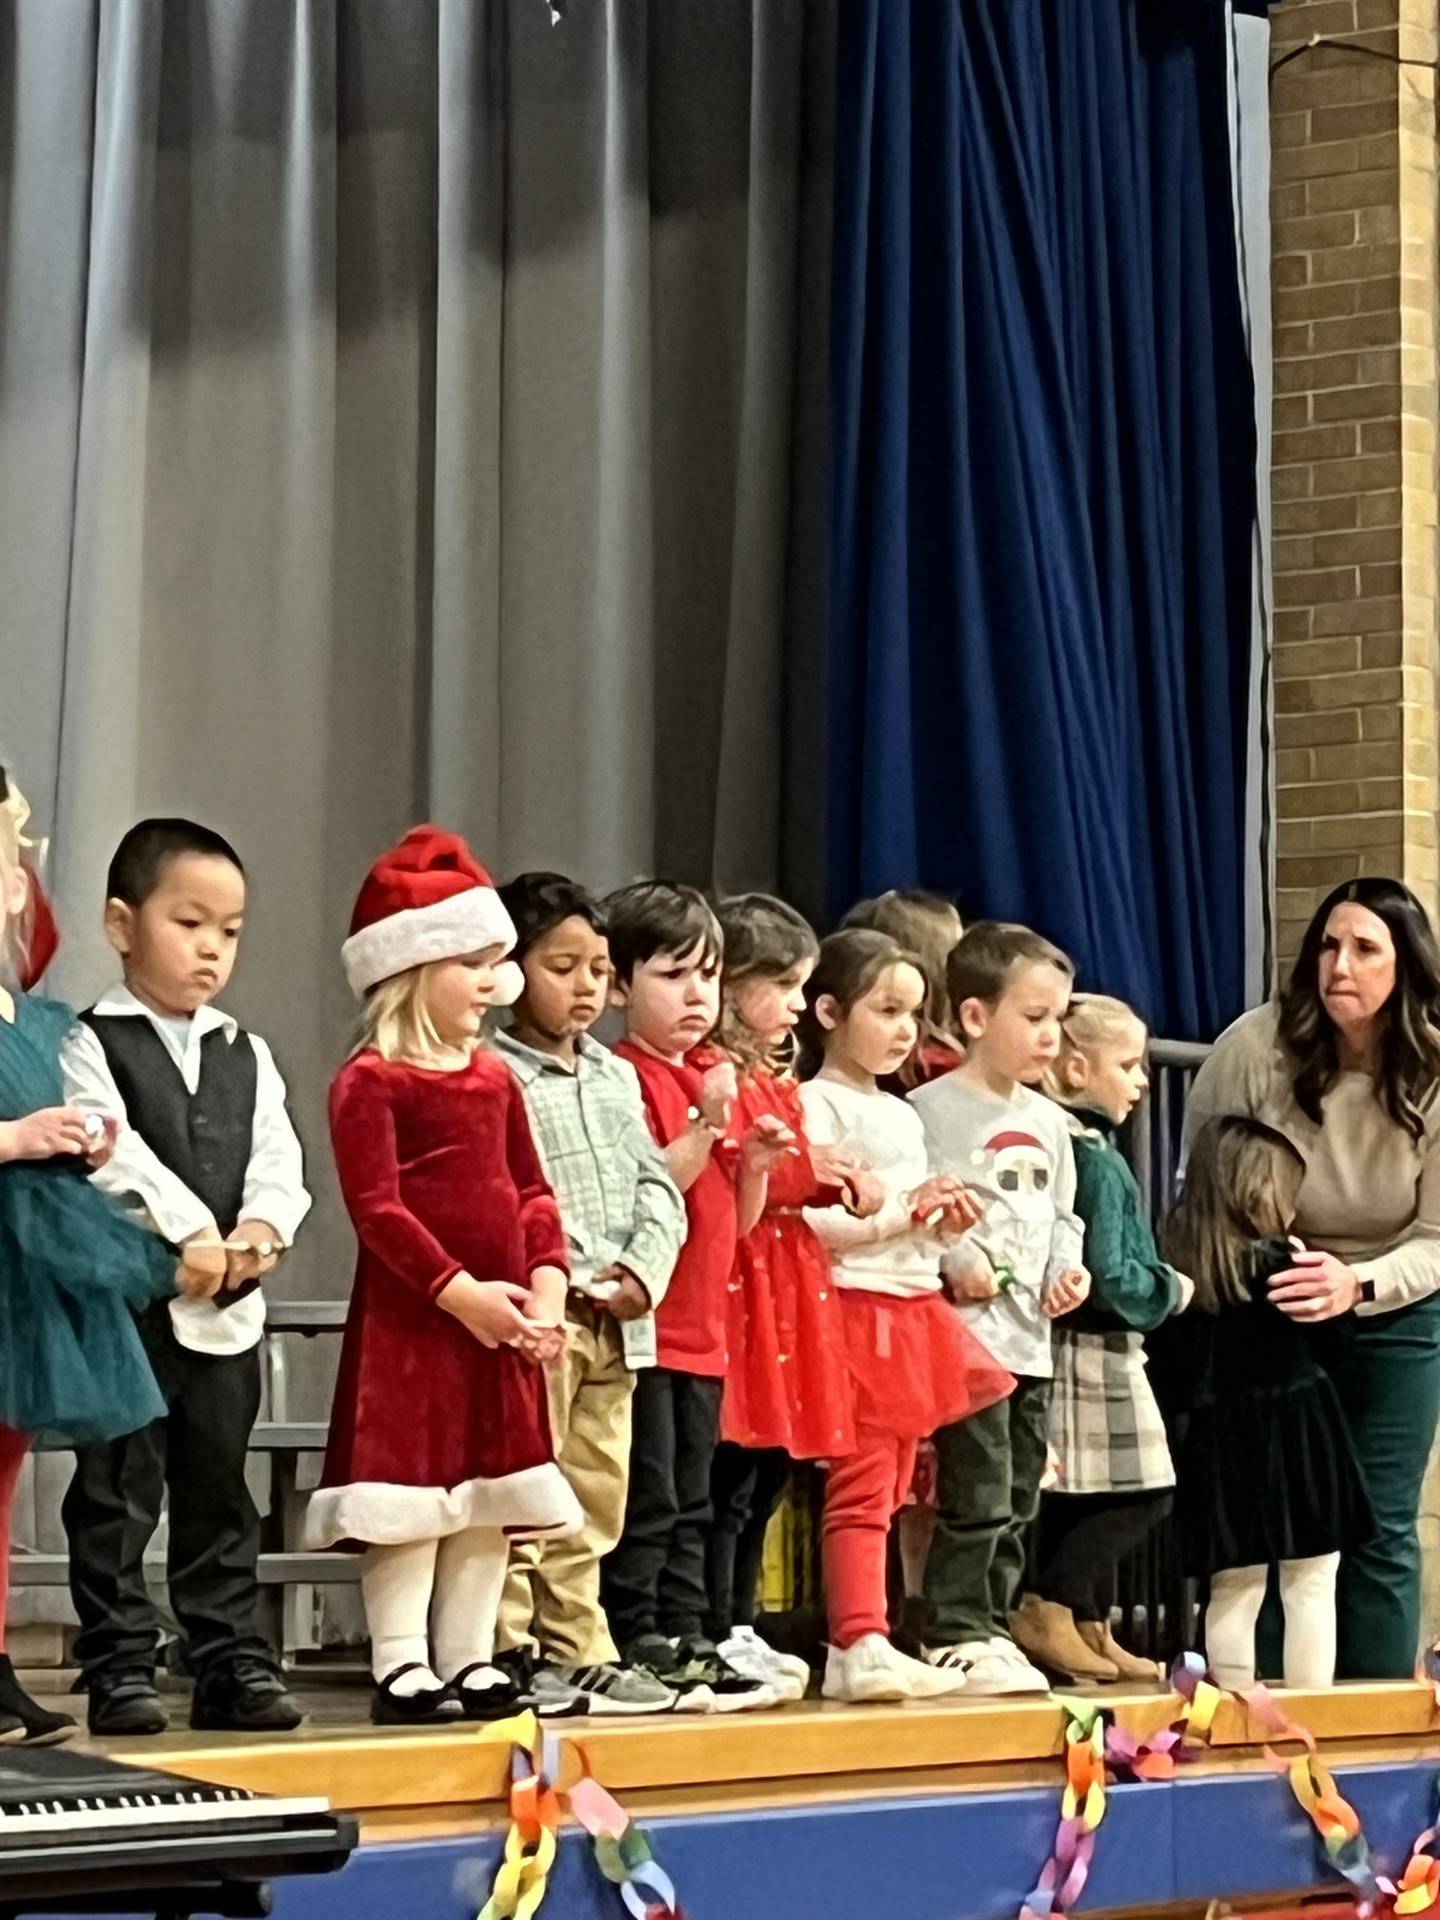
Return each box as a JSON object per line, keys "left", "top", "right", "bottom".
{"left": 1333, "top": 1296, "right": 1440, "bottom": 1679}
{"left": 925, "top": 1377, "right": 1052, "bottom": 1646}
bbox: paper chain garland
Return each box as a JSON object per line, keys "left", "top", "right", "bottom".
{"left": 478, "top": 1710, "right": 685, "bottom": 1920}
{"left": 1022, "top": 1652, "right": 1440, "bottom": 1920}
{"left": 474, "top": 1652, "right": 1440, "bottom": 1920}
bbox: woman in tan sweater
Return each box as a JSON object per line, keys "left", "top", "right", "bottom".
{"left": 1184, "top": 877, "right": 1440, "bottom": 1680}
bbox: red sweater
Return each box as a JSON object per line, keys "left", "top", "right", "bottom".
{"left": 615, "top": 1042, "right": 735, "bottom": 1378}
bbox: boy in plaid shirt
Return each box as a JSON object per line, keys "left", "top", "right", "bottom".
{"left": 494, "top": 873, "right": 686, "bottom": 1717}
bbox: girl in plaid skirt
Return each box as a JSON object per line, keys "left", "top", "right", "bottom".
{"left": 1013, "top": 996, "right": 1192, "bottom": 1685}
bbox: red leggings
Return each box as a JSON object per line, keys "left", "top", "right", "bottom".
{"left": 0, "top": 1425, "right": 31, "bottom": 1651}
{"left": 822, "top": 1424, "right": 918, "bottom": 1649}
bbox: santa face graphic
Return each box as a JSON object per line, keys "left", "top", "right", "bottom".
{"left": 977, "top": 1130, "right": 1053, "bottom": 1222}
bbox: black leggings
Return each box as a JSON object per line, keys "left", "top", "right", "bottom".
{"left": 1034, "top": 1490, "right": 1172, "bottom": 1622}
{"left": 705, "top": 1444, "right": 791, "bottom": 1641}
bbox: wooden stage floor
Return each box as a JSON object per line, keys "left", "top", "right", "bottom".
{"left": 30, "top": 1672, "right": 1440, "bottom": 1843}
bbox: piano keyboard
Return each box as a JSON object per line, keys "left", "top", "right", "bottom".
{"left": 0, "top": 1791, "right": 331, "bottom": 1836}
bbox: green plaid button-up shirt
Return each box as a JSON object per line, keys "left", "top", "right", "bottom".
{"left": 495, "top": 1027, "right": 685, "bottom": 1309}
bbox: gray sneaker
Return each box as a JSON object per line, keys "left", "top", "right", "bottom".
{"left": 527, "top": 1665, "right": 591, "bottom": 1718}
{"left": 557, "top": 1662, "right": 677, "bottom": 1716}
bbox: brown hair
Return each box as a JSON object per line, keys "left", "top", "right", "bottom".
{"left": 1278, "top": 877, "right": 1440, "bottom": 1144}
{"left": 1161, "top": 1117, "right": 1304, "bottom": 1312}
{"left": 715, "top": 892, "right": 819, "bottom": 1073}
{"left": 797, "top": 927, "right": 922, "bottom": 1079}
{"left": 946, "top": 920, "right": 1073, "bottom": 1020}
{"left": 841, "top": 889, "right": 963, "bottom": 1086}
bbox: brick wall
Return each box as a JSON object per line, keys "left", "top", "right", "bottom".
{"left": 1270, "top": 0, "right": 1438, "bottom": 970}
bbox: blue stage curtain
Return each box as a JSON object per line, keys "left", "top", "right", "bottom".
{"left": 827, "top": 0, "right": 1257, "bottom": 1039}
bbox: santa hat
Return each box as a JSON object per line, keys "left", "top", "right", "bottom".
{"left": 983, "top": 1130, "right": 1045, "bottom": 1156}
{"left": 341, "top": 825, "right": 523, "bottom": 1003}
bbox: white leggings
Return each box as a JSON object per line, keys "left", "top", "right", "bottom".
{"left": 1203, "top": 1553, "right": 1341, "bottom": 1690}
{"left": 360, "top": 1528, "right": 510, "bottom": 1684}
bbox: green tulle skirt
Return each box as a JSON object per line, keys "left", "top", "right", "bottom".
{"left": 0, "top": 996, "right": 171, "bottom": 1448}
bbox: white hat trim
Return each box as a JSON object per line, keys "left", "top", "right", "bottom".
{"left": 342, "top": 886, "right": 518, "bottom": 996}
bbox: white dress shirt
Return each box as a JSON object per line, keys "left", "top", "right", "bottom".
{"left": 61, "top": 984, "right": 312, "bottom": 1356}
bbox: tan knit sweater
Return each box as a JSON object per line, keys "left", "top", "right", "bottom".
{"left": 1183, "top": 1003, "right": 1440, "bottom": 1315}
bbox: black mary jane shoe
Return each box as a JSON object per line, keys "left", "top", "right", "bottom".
{"left": 371, "top": 1663, "right": 465, "bottom": 1727}
{"left": 451, "top": 1661, "right": 524, "bottom": 1722}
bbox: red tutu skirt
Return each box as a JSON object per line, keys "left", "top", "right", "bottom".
{"left": 721, "top": 1212, "right": 855, "bottom": 1459}
{"left": 718, "top": 1067, "right": 856, "bottom": 1460}
{"left": 838, "top": 1289, "right": 1013, "bottom": 1441}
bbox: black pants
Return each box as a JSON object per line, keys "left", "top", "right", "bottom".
{"left": 601, "top": 1366, "right": 722, "bottom": 1652}
{"left": 705, "top": 1443, "right": 790, "bottom": 1641}
{"left": 1034, "top": 1490, "right": 1173, "bottom": 1622}
{"left": 63, "top": 1303, "right": 268, "bottom": 1685}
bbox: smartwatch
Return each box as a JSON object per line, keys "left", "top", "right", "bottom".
{"left": 1357, "top": 1277, "right": 1377, "bottom": 1306}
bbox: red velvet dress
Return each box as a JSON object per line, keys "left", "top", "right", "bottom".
{"left": 721, "top": 1069, "right": 855, "bottom": 1461}
{"left": 305, "top": 1047, "right": 582, "bottom": 1550}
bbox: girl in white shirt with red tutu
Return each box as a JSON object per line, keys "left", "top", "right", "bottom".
{"left": 798, "top": 928, "right": 1013, "bottom": 1704}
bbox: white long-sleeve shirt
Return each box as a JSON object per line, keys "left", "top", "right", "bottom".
{"left": 798, "top": 1076, "right": 947, "bottom": 1299}
{"left": 908, "top": 1071, "right": 1084, "bottom": 1379}
{"left": 61, "top": 984, "right": 311, "bottom": 1355}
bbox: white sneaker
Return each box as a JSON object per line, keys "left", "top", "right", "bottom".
{"left": 719, "top": 1628, "right": 808, "bottom": 1703}
{"left": 823, "top": 1634, "right": 968, "bottom": 1704}
{"left": 986, "top": 1636, "right": 1051, "bottom": 1693}
{"left": 926, "top": 1637, "right": 1048, "bottom": 1695}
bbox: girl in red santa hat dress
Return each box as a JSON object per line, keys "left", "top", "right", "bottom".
{"left": 305, "top": 827, "right": 582, "bottom": 1725}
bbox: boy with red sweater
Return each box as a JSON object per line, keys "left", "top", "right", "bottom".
{"left": 602, "top": 883, "right": 790, "bottom": 1712}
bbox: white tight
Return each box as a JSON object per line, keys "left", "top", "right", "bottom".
{"left": 361, "top": 1528, "right": 510, "bottom": 1687}
{"left": 1204, "top": 1553, "right": 1341, "bottom": 1691}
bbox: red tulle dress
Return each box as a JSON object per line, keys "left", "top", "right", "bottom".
{"left": 719, "top": 1067, "right": 855, "bottom": 1462}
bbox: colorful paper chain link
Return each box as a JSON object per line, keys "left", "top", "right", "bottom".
{"left": 478, "top": 1710, "right": 685, "bottom": 1920}
{"left": 1019, "top": 1655, "right": 1440, "bottom": 1920}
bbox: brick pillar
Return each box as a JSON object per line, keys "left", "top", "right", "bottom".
{"left": 1270, "top": 0, "right": 1438, "bottom": 971}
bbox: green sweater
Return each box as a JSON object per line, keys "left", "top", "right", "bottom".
{"left": 1061, "top": 1121, "right": 1182, "bottom": 1335}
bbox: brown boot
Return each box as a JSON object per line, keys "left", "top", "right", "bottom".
{"left": 1076, "top": 1619, "right": 1163, "bottom": 1684}
{"left": 1010, "top": 1596, "right": 1118, "bottom": 1682}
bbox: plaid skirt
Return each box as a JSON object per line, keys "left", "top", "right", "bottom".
{"left": 1048, "top": 1329, "right": 1174, "bottom": 1495}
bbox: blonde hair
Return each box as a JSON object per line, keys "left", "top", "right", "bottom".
{"left": 357, "top": 962, "right": 461, "bottom": 1064}
{"left": 1043, "top": 993, "right": 1146, "bottom": 1104}
{"left": 0, "top": 776, "right": 35, "bottom": 986}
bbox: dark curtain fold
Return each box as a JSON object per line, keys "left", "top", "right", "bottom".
{"left": 828, "top": 0, "right": 1256, "bottom": 1039}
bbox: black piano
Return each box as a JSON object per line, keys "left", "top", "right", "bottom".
{"left": 0, "top": 1745, "right": 356, "bottom": 1917}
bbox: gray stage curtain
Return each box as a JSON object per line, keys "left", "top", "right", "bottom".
{"left": 0, "top": 0, "right": 834, "bottom": 1621}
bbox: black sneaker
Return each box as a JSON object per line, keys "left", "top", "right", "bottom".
{"left": 0, "top": 1655, "right": 75, "bottom": 1745}
{"left": 669, "top": 1637, "right": 777, "bottom": 1715}
{"left": 624, "top": 1634, "right": 771, "bottom": 1715}
{"left": 191, "top": 1657, "right": 304, "bottom": 1733}
{"left": 88, "top": 1671, "right": 168, "bottom": 1738}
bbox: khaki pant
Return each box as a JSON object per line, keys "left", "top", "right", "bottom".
{"left": 497, "top": 1301, "right": 634, "bottom": 1666}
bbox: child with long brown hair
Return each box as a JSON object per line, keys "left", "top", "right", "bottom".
{"left": 1158, "top": 1116, "right": 1373, "bottom": 1690}
{"left": 702, "top": 894, "right": 865, "bottom": 1699}
{"left": 840, "top": 890, "right": 964, "bottom": 1089}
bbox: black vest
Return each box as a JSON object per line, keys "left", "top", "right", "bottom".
{"left": 80, "top": 1013, "right": 257, "bottom": 1237}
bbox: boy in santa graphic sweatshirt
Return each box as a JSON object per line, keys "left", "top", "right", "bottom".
{"left": 908, "top": 921, "right": 1088, "bottom": 1697}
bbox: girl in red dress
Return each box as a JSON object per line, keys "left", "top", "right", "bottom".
{"left": 702, "top": 895, "right": 874, "bottom": 1700}
{"left": 305, "top": 828, "right": 581, "bottom": 1726}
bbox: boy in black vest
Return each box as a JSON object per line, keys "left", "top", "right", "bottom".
{"left": 61, "top": 820, "right": 311, "bottom": 1735}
